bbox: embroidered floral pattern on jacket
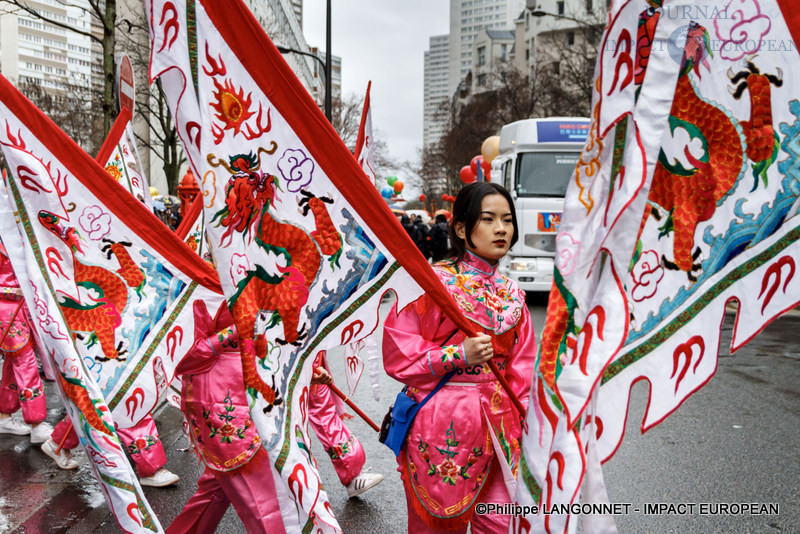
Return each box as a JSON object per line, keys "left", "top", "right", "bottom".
{"left": 417, "top": 421, "right": 484, "bottom": 486}
{"left": 204, "top": 390, "right": 253, "bottom": 444}
{"left": 440, "top": 344, "right": 463, "bottom": 371}
{"left": 433, "top": 254, "right": 524, "bottom": 335}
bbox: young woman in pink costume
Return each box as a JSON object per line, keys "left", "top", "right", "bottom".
{"left": 383, "top": 182, "right": 536, "bottom": 533}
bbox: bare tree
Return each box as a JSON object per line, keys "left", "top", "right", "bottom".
{"left": 0, "top": 0, "right": 118, "bottom": 135}
{"left": 330, "top": 92, "right": 397, "bottom": 183}
{"left": 18, "top": 78, "right": 104, "bottom": 154}
{"left": 419, "top": 10, "right": 602, "bottom": 202}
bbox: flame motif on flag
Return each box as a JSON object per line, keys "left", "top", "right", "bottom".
{"left": 516, "top": 1, "right": 800, "bottom": 532}
{"left": 0, "top": 68, "right": 225, "bottom": 532}
{"left": 146, "top": 0, "right": 494, "bottom": 531}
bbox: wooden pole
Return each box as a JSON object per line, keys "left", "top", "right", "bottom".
{"left": 487, "top": 360, "right": 525, "bottom": 417}
{"left": 327, "top": 382, "right": 380, "bottom": 432}
{"left": 55, "top": 424, "right": 73, "bottom": 454}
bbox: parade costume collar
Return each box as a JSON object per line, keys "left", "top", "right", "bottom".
{"left": 432, "top": 254, "right": 524, "bottom": 338}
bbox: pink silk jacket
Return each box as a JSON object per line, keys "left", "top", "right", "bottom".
{"left": 176, "top": 301, "right": 261, "bottom": 472}
{"left": 383, "top": 252, "right": 536, "bottom": 528}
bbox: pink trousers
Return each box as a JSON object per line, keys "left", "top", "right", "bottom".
{"left": 52, "top": 414, "right": 166, "bottom": 477}
{"left": 167, "top": 462, "right": 286, "bottom": 534}
{"left": 0, "top": 343, "right": 45, "bottom": 424}
{"left": 308, "top": 382, "right": 365, "bottom": 486}
{"left": 404, "top": 461, "right": 512, "bottom": 534}
{"left": 116, "top": 414, "right": 167, "bottom": 477}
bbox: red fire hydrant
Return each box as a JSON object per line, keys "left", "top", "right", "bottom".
{"left": 177, "top": 168, "right": 200, "bottom": 218}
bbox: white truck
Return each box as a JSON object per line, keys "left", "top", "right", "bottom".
{"left": 490, "top": 117, "right": 590, "bottom": 293}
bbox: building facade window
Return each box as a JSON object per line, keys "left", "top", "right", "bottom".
{"left": 477, "top": 46, "right": 486, "bottom": 66}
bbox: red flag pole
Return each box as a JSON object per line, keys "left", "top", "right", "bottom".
{"left": 327, "top": 382, "right": 380, "bottom": 432}
{"left": 55, "top": 426, "right": 74, "bottom": 454}
{"left": 487, "top": 360, "right": 525, "bottom": 417}
{"left": 0, "top": 299, "right": 25, "bottom": 348}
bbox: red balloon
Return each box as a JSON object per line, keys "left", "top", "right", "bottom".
{"left": 470, "top": 155, "right": 484, "bottom": 175}
{"left": 481, "top": 158, "right": 491, "bottom": 173}
{"left": 441, "top": 193, "right": 448, "bottom": 201}
{"left": 460, "top": 165, "right": 476, "bottom": 184}
{"left": 419, "top": 194, "right": 426, "bottom": 202}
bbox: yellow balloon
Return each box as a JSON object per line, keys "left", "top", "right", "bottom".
{"left": 149, "top": 186, "right": 159, "bottom": 197}
{"left": 481, "top": 135, "right": 500, "bottom": 164}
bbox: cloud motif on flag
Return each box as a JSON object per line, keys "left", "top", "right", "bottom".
{"left": 278, "top": 148, "right": 315, "bottom": 192}
{"left": 79, "top": 205, "right": 112, "bottom": 240}
{"left": 555, "top": 233, "right": 581, "bottom": 275}
{"left": 713, "top": 0, "right": 771, "bottom": 61}
{"left": 631, "top": 250, "right": 664, "bottom": 301}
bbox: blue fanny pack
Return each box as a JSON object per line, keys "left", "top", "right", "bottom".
{"left": 378, "top": 369, "right": 456, "bottom": 456}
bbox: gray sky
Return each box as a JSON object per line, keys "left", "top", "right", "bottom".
{"left": 303, "top": 1, "right": 450, "bottom": 166}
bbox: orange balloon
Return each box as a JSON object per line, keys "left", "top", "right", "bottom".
{"left": 393, "top": 180, "right": 404, "bottom": 193}
{"left": 481, "top": 135, "right": 500, "bottom": 164}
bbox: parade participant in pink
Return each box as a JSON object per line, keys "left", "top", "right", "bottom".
{"left": 382, "top": 182, "right": 536, "bottom": 533}
{"left": 0, "top": 241, "right": 53, "bottom": 445}
{"left": 167, "top": 300, "right": 285, "bottom": 534}
{"left": 42, "top": 414, "right": 179, "bottom": 482}
{"left": 117, "top": 414, "right": 179, "bottom": 487}
{"left": 308, "top": 352, "right": 383, "bottom": 498}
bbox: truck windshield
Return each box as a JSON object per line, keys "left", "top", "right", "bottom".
{"left": 516, "top": 152, "right": 580, "bottom": 197}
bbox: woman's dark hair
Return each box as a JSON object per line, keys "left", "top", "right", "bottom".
{"left": 448, "top": 182, "right": 518, "bottom": 262}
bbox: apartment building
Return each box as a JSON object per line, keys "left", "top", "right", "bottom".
{"left": 0, "top": 0, "right": 98, "bottom": 93}
{"left": 423, "top": 34, "right": 450, "bottom": 148}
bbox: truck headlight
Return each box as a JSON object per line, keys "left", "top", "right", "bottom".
{"left": 510, "top": 260, "right": 537, "bottom": 272}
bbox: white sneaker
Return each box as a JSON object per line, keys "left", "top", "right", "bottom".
{"left": 30, "top": 421, "right": 54, "bottom": 444}
{"left": 41, "top": 437, "right": 79, "bottom": 470}
{"left": 139, "top": 468, "right": 180, "bottom": 488}
{"left": 0, "top": 416, "right": 31, "bottom": 436}
{"left": 345, "top": 471, "right": 384, "bottom": 498}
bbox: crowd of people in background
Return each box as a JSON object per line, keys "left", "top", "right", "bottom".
{"left": 400, "top": 211, "right": 451, "bottom": 262}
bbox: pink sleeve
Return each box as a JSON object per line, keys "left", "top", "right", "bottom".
{"left": 382, "top": 301, "right": 467, "bottom": 389}
{"left": 504, "top": 306, "right": 536, "bottom": 408}
{"left": 176, "top": 300, "right": 238, "bottom": 376}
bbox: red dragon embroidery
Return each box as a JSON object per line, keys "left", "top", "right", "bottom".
{"left": 38, "top": 211, "right": 145, "bottom": 361}
{"left": 211, "top": 152, "right": 342, "bottom": 410}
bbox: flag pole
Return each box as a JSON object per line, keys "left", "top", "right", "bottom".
{"left": 55, "top": 426, "right": 73, "bottom": 454}
{"left": 487, "top": 360, "right": 525, "bottom": 417}
{"left": 327, "top": 382, "right": 380, "bottom": 432}
{"left": 0, "top": 299, "right": 25, "bottom": 348}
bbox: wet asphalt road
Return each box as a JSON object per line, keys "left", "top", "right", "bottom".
{"left": 0, "top": 296, "right": 798, "bottom": 533}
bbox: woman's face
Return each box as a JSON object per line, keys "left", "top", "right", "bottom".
{"left": 455, "top": 193, "right": 514, "bottom": 264}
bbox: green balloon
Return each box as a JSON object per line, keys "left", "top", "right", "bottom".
{"left": 386, "top": 175, "right": 398, "bottom": 186}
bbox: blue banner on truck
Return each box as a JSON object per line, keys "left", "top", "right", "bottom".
{"left": 537, "top": 121, "right": 590, "bottom": 143}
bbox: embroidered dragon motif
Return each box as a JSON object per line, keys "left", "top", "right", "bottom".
{"left": 38, "top": 211, "right": 145, "bottom": 361}
{"left": 211, "top": 152, "right": 342, "bottom": 410}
